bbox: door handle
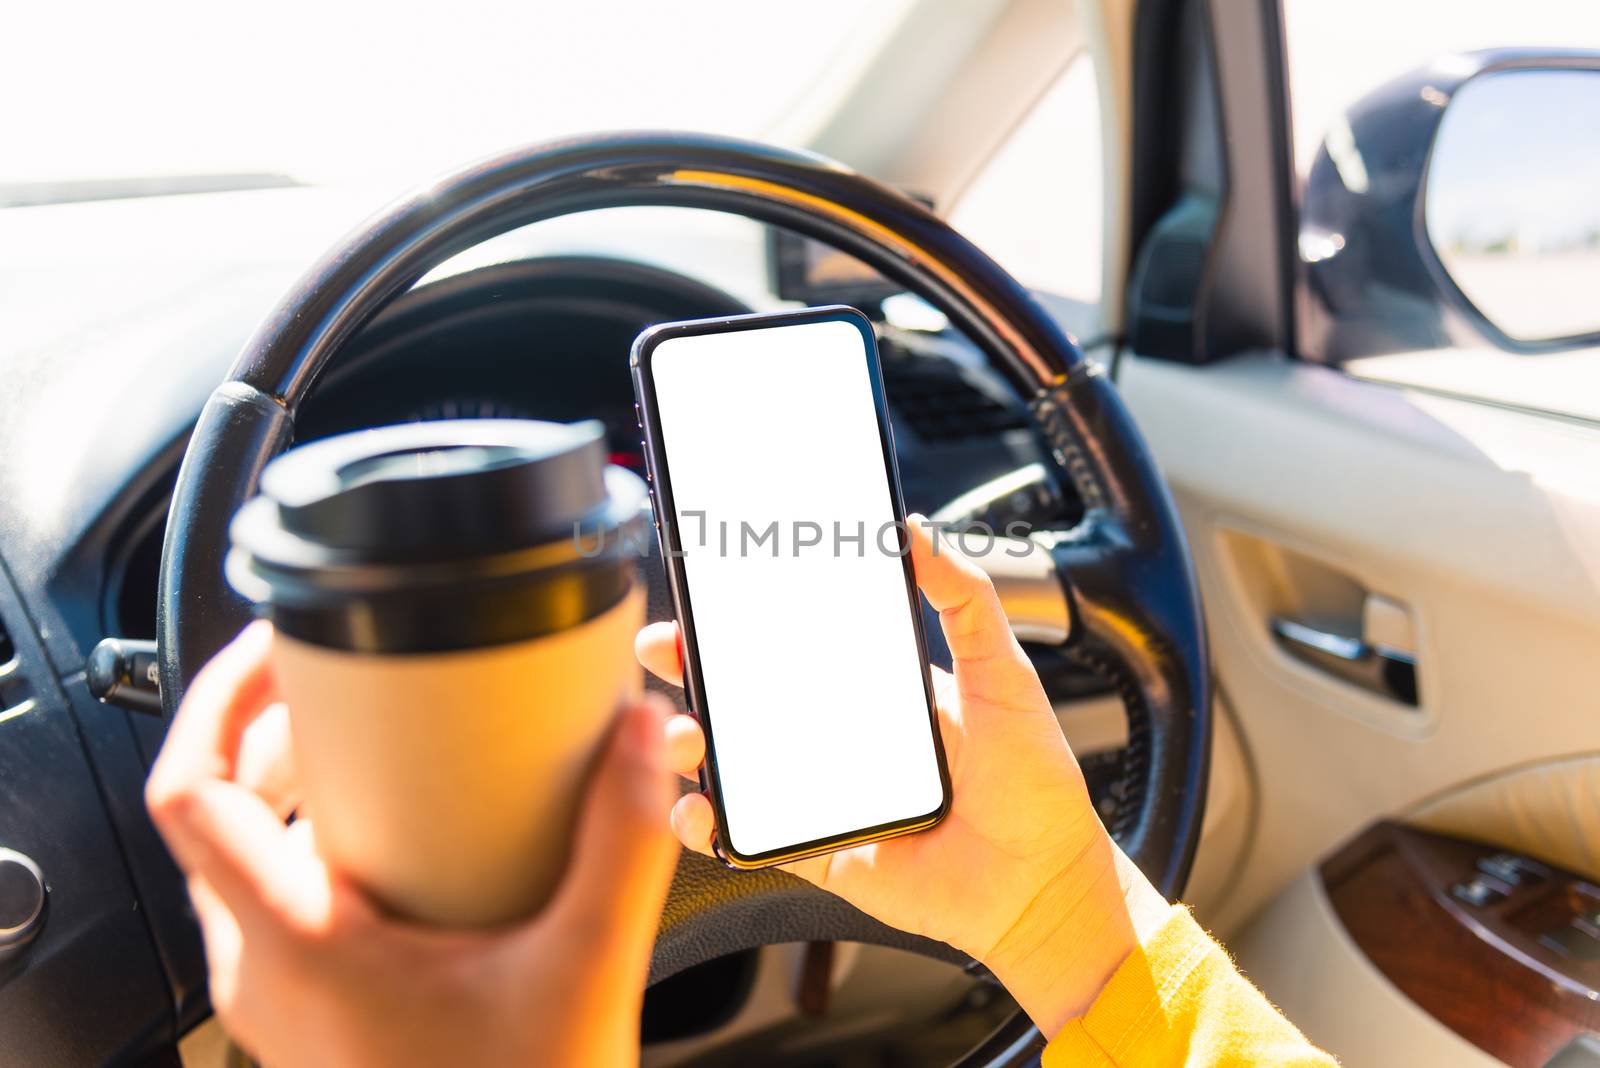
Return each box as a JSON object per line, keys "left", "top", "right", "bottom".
{"left": 1271, "top": 617, "right": 1420, "bottom": 706}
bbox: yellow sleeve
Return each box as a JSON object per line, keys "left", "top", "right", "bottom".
{"left": 1041, "top": 906, "right": 1337, "bottom": 1067}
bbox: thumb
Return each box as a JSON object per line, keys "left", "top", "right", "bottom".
{"left": 543, "top": 695, "right": 678, "bottom": 955}
{"left": 906, "top": 515, "right": 1053, "bottom": 712}
{"left": 906, "top": 515, "right": 1015, "bottom": 664}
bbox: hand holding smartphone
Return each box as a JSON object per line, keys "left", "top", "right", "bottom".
{"left": 631, "top": 306, "right": 950, "bottom": 868}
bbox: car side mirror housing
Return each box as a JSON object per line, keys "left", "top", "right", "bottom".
{"left": 1300, "top": 49, "right": 1600, "bottom": 361}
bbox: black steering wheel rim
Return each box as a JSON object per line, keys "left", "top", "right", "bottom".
{"left": 157, "top": 131, "right": 1210, "bottom": 1065}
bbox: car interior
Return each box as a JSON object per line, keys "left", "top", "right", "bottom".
{"left": 4, "top": 1, "right": 1600, "bottom": 1066}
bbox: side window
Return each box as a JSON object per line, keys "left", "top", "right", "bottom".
{"left": 1282, "top": 0, "right": 1600, "bottom": 420}
{"left": 949, "top": 54, "right": 1104, "bottom": 339}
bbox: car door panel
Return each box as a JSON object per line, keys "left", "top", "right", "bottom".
{"left": 1409, "top": 755, "right": 1600, "bottom": 883}
{"left": 1117, "top": 350, "right": 1600, "bottom": 931}
{"left": 1117, "top": 348, "right": 1600, "bottom": 1063}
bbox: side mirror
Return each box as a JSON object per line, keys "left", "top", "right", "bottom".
{"left": 1300, "top": 50, "right": 1600, "bottom": 360}
{"left": 1423, "top": 68, "right": 1600, "bottom": 345}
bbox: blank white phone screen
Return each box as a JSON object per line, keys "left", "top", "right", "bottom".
{"left": 649, "top": 317, "right": 945, "bottom": 858}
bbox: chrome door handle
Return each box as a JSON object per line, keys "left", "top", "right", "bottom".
{"left": 1271, "top": 617, "right": 1420, "bottom": 706}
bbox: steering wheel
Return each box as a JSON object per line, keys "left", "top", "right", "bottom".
{"left": 157, "top": 132, "right": 1210, "bottom": 1065}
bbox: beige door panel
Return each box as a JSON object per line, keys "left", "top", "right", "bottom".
{"left": 1408, "top": 753, "right": 1600, "bottom": 882}
{"left": 1175, "top": 692, "right": 1255, "bottom": 924}
{"left": 1118, "top": 351, "right": 1600, "bottom": 937}
{"left": 1212, "top": 523, "right": 1434, "bottom": 739}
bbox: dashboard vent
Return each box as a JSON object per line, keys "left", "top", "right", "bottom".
{"left": 0, "top": 611, "right": 31, "bottom": 725}
{"left": 883, "top": 363, "right": 1028, "bottom": 443}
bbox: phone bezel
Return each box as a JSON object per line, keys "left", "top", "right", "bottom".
{"left": 630, "top": 304, "right": 952, "bottom": 869}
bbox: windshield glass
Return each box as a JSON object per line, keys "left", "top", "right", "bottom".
{"left": 4, "top": 1, "right": 905, "bottom": 204}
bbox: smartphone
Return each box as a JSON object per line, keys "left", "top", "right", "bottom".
{"left": 631, "top": 305, "right": 951, "bottom": 869}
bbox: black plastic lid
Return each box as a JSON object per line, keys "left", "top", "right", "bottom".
{"left": 227, "top": 419, "right": 646, "bottom": 654}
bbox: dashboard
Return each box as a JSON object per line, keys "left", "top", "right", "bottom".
{"left": 298, "top": 256, "right": 726, "bottom": 476}
{"left": 110, "top": 254, "right": 1070, "bottom": 641}
{"left": 0, "top": 193, "right": 1095, "bottom": 1064}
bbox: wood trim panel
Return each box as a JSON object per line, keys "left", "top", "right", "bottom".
{"left": 1321, "top": 822, "right": 1600, "bottom": 1067}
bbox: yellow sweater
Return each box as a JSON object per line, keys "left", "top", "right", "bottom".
{"left": 1043, "top": 907, "right": 1337, "bottom": 1066}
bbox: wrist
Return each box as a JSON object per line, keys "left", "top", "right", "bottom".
{"left": 982, "top": 831, "right": 1171, "bottom": 1039}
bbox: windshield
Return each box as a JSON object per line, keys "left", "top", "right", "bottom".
{"left": 3, "top": 1, "right": 906, "bottom": 205}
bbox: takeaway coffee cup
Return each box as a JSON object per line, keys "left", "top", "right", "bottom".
{"left": 227, "top": 419, "right": 648, "bottom": 927}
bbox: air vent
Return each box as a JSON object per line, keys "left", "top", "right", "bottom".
{"left": 883, "top": 363, "right": 1028, "bottom": 443}
{"left": 0, "top": 612, "right": 31, "bottom": 726}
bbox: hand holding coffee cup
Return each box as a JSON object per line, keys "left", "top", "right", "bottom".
{"left": 226, "top": 419, "right": 648, "bottom": 927}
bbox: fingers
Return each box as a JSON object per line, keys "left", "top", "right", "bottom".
{"left": 663, "top": 714, "right": 704, "bottom": 782}
{"left": 906, "top": 515, "right": 1016, "bottom": 665}
{"left": 149, "top": 621, "right": 277, "bottom": 794}
{"left": 618, "top": 672, "right": 711, "bottom": 852}
{"left": 147, "top": 623, "right": 327, "bottom": 930}
{"left": 634, "top": 621, "right": 683, "bottom": 687}
{"left": 545, "top": 695, "right": 680, "bottom": 950}
{"left": 633, "top": 625, "right": 711, "bottom": 849}
{"left": 669, "top": 792, "right": 716, "bottom": 857}
{"left": 234, "top": 702, "right": 300, "bottom": 819}
{"left": 634, "top": 623, "right": 702, "bottom": 781}
{"left": 169, "top": 779, "right": 332, "bottom": 930}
